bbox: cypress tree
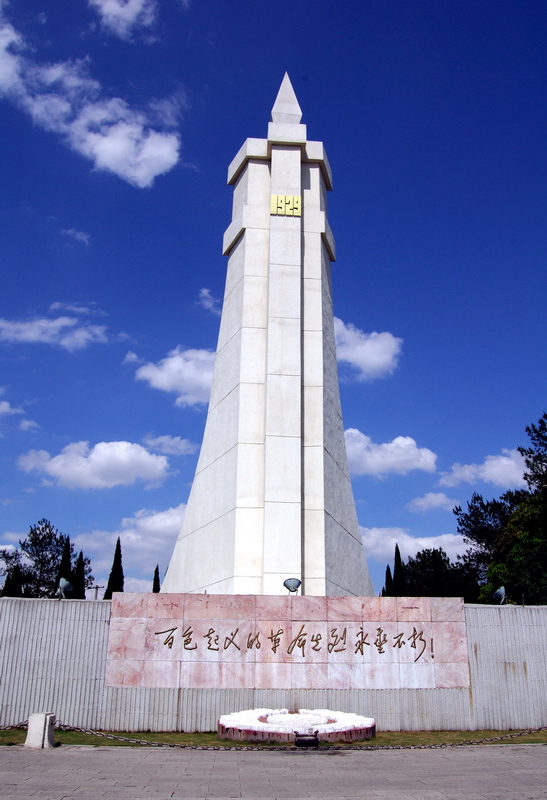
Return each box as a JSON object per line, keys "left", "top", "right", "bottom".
{"left": 103, "top": 538, "right": 124, "bottom": 599}
{"left": 152, "top": 564, "right": 160, "bottom": 593}
{"left": 72, "top": 551, "right": 87, "bottom": 599}
{"left": 383, "top": 564, "right": 394, "bottom": 596}
{"left": 55, "top": 535, "right": 73, "bottom": 593}
{"left": 393, "top": 543, "right": 407, "bottom": 595}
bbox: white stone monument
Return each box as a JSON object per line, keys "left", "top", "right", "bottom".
{"left": 163, "top": 75, "right": 373, "bottom": 597}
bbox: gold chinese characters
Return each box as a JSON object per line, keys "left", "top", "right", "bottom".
{"left": 154, "top": 623, "right": 432, "bottom": 663}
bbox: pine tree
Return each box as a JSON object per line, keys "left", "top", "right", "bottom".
{"left": 103, "top": 538, "right": 124, "bottom": 600}
{"left": 152, "top": 564, "right": 160, "bottom": 593}
{"left": 72, "top": 551, "right": 87, "bottom": 599}
{"left": 453, "top": 413, "right": 547, "bottom": 603}
{"left": 518, "top": 411, "right": 547, "bottom": 492}
{"left": 393, "top": 543, "right": 407, "bottom": 595}
{"left": 20, "top": 519, "right": 64, "bottom": 596}
{"left": 0, "top": 519, "right": 94, "bottom": 597}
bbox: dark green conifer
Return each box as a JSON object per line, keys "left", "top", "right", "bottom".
{"left": 393, "top": 543, "right": 407, "bottom": 595}
{"left": 3, "top": 565, "right": 23, "bottom": 597}
{"left": 103, "top": 538, "right": 124, "bottom": 600}
{"left": 72, "top": 551, "right": 87, "bottom": 599}
{"left": 152, "top": 564, "right": 160, "bottom": 593}
{"left": 383, "top": 564, "right": 394, "bottom": 596}
{"left": 55, "top": 535, "right": 73, "bottom": 593}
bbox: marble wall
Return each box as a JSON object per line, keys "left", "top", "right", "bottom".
{"left": 106, "top": 594, "right": 469, "bottom": 691}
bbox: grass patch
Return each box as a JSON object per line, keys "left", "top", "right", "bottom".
{"left": 0, "top": 728, "right": 545, "bottom": 748}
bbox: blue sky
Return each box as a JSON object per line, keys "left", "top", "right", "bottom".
{"left": 1, "top": 0, "right": 545, "bottom": 595}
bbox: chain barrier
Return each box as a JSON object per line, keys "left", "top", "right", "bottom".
{"left": 41, "top": 722, "right": 547, "bottom": 751}
{"left": 1, "top": 720, "right": 545, "bottom": 750}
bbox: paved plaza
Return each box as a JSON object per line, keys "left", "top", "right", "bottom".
{"left": 0, "top": 744, "right": 545, "bottom": 800}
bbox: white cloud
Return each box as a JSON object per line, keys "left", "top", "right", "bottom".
{"left": 148, "top": 93, "right": 187, "bottom": 126}
{"left": 49, "top": 302, "right": 94, "bottom": 315}
{"left": 345, "top": 428, "right": 437, "bottom": 477}
{"left": 0, "top": 13, "right": 180, "bottom": 187}
{"left": 19, "top": 419, "right": 40, "bottom": 432}
{"left": 406, "top": 492, "right": 459, "bottom": 513}
{"left": 361, "top": 526, "right": 467, "bottom": 564}
{"left": 0, "top": 400, "right": 23, "bottom": 415}
{"left": 143, "top": 434, "right": 198, "bottom": 455}
{"left": 0, "top": 315, "right": 108, "bottom": 351}
{"left": 61, "top": 228, "right": 90, "bottom": 245}
{"left": 74, "top": 502, "right": 185, "bottom": 584}
{"left": 135, "top": 346, "right": 215, "bottom": 407}
{"left": 89, "top": 0, "right": 157, "bottom": 41}
{"left": 439, "top": 448, "right": 526, "bottom": 489}
{"left": 334, "top": 318, "right": 402, "bottom": 380}
{"left": 124, "top": 577, "right": 153, "bottom": 592}
{"left": 18, "top": 440, "right": 169, "bottom": 489}
{"left": 1, "top": 531, "right": 21, "bottom": 544}
{"left": 197, "top": 287, "right": 221, "bottom": 316}
{"left": 123, "top": 350, "right": 141, "bottom": 364}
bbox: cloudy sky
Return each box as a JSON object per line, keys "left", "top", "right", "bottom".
{"left": 1, "top": 0, "right": 545, "bottom": 594}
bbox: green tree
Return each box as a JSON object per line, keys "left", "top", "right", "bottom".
{"left": 2, "top": 564, "right": 23, "bottom": 597}
{"left": 103, "top": 538, "right": 124, "bottom": 600}
{"left": 454, "top": 490, "right": 528, "bottom": 583}
{"left": 18, "top": 518, "right": 63, "bottom": 597}
{"left": 393, "top": 543, "right": 406, "bottom": 595}
{"left": 55, "top": 535, "right": 74, "bottom": 593}
{"left": 382, "top": 564, "right": 394, "bottom": 596}
{"left": 404, "top": 547, "right": 479, "bottom": 602}
{"left": 152, "top": 564, "right": 160, "bottom": 593}
{"left": 72, "top": 551, "right": 87, "bottom": 599}
{"left": 518, "top": 412, "right": 547, "bottom": 492}
{"left": 454, "top": 413, "right": 547, "bottom": 604}
{"left": 0, "top": 519, "right": 94, "bottom": 598}
{"left": 405, "top": 547, "right": 452, "bottom": 596}
{"left": 485, "top": 493, "right": 547, "bottom": 604}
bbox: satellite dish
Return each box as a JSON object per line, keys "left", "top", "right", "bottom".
{"left": 283, "top": 578, "right": 301, "bottom": 594}
{"left": 492, "top": 586, "right": 505, "bottom": 605}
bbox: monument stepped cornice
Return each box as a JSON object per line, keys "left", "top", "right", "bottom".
{"left": 227, "top": 137, "right": 333, "bottom": 189}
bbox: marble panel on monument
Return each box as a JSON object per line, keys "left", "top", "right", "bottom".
{"left": 106, "top": 593, "right": 470, "bottom": 690}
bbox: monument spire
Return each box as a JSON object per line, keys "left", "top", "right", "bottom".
{"left": 270, "top": 73, "right": 302, "bottom": 123}
{"left": 162, "top": 77, "right": 373, "bottom": 596}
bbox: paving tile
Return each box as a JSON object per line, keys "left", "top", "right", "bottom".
{"left": 0, "top": 745, "right": 545, "bottom": 800}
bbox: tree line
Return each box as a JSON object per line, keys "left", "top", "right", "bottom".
{"left": 382, "top": 412, "right": 547, "bottom": 604}
{"left": 0, "top": 520, "right": 163, "bottom": 598}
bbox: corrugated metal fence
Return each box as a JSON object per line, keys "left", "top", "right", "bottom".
{"left": 1, "top": 599, "right": 545, "bottom": 731}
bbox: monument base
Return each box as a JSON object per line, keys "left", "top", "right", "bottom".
{"left": 218, "top": 708, "right": 376, "bottom": 744}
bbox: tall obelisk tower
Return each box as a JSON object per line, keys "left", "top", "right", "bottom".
{"left": 163, "top": 75, "right": 372, "bottom": 596}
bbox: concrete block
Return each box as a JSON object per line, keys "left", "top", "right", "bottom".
{"left": 25, "top": 712, "right": 56, "bottom": 749}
